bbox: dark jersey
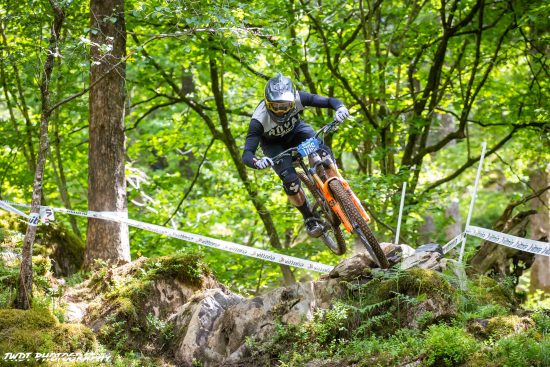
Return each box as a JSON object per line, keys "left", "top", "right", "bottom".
{"left": 242, "top": 91, "right": 343, "bottom": 168}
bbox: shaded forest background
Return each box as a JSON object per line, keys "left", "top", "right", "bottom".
{"left": 0, "top": 0, "right": 548, "bottom": 294}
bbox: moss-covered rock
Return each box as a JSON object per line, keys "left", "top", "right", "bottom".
{"left": 485, "top": 315, "right": 534, "bottom": 338}
{"left": 0, "top": 308, "right": 96, "bottom": 366}
{"left": 469, "top": 275, "right": 517, "bottom": 310}
{"left": 368, "top": 268, "right": 455, "bottom": 302}
{"left": 0, "top": 211, "right": 85, "bottom": 277}
{"left": 37, "top": 223, "right": 85, "bottom": 277}
{"left": 0, "top": 308, "right": 58, "bottom": 330}
{"left": 73, "top": 252, "right": 217, "bottom": 358}
{"left": 143, "top": 252, "right": 212, "bottom": 286}
{"left": 342, "top": 268, "right": 458, "bottom": 334}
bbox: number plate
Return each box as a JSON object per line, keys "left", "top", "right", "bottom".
{"left": 297, "top": 138, "right": 321, "bottom": 157}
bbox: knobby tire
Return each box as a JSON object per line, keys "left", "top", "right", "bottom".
{"left": 328, "top": 180, "right": 390, "bottom": 268}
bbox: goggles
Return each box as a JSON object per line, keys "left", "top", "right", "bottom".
{"left": 266, "top": 100, "right": 295, "bottom": 114}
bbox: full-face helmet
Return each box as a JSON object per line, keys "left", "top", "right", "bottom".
{"left": 264, "top": 74, "right": 297, "bottom": 125}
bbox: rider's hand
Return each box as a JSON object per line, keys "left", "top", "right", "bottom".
{"left": 335, "top": 106, "right": 350, "bottom": 122}
{"left": 254, "top": 157, "right": 274, "bottom": 169}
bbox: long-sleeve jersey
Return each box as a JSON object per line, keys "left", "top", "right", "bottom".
{"left": 242, "top": 91, "right": 344, "bottom": 168}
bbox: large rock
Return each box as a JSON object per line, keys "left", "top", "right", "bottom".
{"left": 171, "top": 243, "right": 448, "bottom": 366}
{"left": 341, "top": 242, "right": 416, "bottom": 272}
{"left": 62, "top": 254, "right": 222, "bottom": 356}
{"left": 171, "top": 288, "right": 244, "bottom": 365}
{"left": 172, "top": 279, "right": 346, "bottom": 366}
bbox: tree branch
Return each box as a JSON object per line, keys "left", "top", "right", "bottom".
{"left": 163, "top": 138, "right": 216, "bottom": 226}
{"left": 420, "top": 127, "right": 516, "bottom": 195}
{"left": 132, "top": 33, "right": 223, "bottom": 139}
{"left": 126, "top": 99, "right": 183, "bottom": 131}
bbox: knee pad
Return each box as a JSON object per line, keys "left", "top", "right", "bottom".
{"left": 280, "top": 169, "right": 301, "bottom": 195}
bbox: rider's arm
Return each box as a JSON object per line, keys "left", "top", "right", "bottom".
{"left": 298, "top": 91, "right": 344, "bottom": 110}
{"left": 242, "top": 119, "right": 264, "bottom": 169}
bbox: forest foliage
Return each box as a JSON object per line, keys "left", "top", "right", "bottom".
{"left": 0, "top": 0, "right": 548, "bottom": 291}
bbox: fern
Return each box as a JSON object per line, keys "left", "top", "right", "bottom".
{"left": 348, "top": 297, "right": 394, "bottom": 314}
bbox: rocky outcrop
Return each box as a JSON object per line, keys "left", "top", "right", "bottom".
{"left": 62, "top": 243, "right": 454, "bottom": 366}
{"left": 171, "top": 278, "right": 349, "bottom": 366}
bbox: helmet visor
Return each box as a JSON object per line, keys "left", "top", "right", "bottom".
{"left": 266, "top": 100, "right": 295, "bottom": 114}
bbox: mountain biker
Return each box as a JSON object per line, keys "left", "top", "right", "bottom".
{"left": 241, "top": 73, "right": 350, "bottom": 237}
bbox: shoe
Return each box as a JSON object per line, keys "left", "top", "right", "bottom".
{"left": 305, "top": 217, "right": 324, "bottom": 238}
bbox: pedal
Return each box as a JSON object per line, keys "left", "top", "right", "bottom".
{"left": 305, "top": 217, "right": 324, "bottom": 238}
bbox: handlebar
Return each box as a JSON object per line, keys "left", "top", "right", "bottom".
{"left": 270, "top": 120, "right": 340, "bottom": 164}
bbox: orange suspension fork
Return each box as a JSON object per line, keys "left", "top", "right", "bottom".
{"left": 318, "top": 176, "right": 371, "bottom": 233}
{"left": 311, "top": 171, "right": 353, "bottom": 232}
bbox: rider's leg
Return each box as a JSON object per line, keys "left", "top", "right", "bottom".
{"left": 261, "top": 136, "right": 323, "bottom": 237}
{"left": 280, "top": 169, "right": 323, "bottom": 237}
{"left": 288, "top": 188, "right": 315, "bottom": 220}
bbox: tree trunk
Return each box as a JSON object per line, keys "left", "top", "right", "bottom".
{"left": 15, "top": 0, "right": 64, "bottom": 310}
{"left": 529, "top": 164, "right": 550, "bottom": 293}
{"left": 84, "top": 0, "right": 130, "bottom": 268}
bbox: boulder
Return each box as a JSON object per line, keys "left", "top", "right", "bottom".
{"left": 348, "top": 242, "right": 416, "bottom": 269}
{"left": 172, "top": 280, "right": 347, "bottom": 366}
{"left": 172, "top": 288, "right": 244, "bottom": 366}
{"left": 327, "top": 252, "right": 374, "bottom": 279}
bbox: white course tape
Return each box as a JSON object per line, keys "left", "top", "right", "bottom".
{"left": 442, "top": 233, "right": 464, "bottom": 254}
{"left": 0, "top": 200, "right": 29, "bottom": 218}
{"left": 0, "top": 200, "right": 334, "bottom": 273}
{"left": 466, "top": 225, "right": 550, "bottom": 256}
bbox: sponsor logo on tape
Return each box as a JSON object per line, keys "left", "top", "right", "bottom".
{"left": 28, "top": 213, "right": 40, "bottom": 227}
{"left": 39, "top": 207, "right": 55, "bottom": 224}
{"left": 466, "top": 225, "right": 550, "bottom": 256}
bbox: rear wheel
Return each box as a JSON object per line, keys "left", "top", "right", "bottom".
{"left": 328, "top": 180, "right": 390, "bottom": 268}
{"left": 298, "top": 171, "right": 346, "bottom": 255}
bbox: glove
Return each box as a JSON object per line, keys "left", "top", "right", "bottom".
{"left": 254, "top": 157, "right": 274, "bottom": 169}
{"left": 335, "top": 106, "right": 350, "bottom": 122}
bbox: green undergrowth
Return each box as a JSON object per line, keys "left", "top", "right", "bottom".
{"left": 0, "top": 308, "right": 96, "bottom": 367}
{"left": 1, "top": 217, "right": 203, "bottom": 366}
{"left": 248, "top": 268, "right": 550, "bottom": 367}
{"left": 86, "top": 251, "right": 211, "bottom": 356}
{"left": 0, "top": 245, "right": 62, "bottom": 312}
{"left": 0, "top": 212, "right": 85, "bottom": 278}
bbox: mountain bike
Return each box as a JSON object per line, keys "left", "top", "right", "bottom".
{"left": 270, "top": 120, "right": 390, "bottom": 269}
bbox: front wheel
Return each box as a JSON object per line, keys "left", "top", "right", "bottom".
{"left": 298, "top": 172, "right": 346, "bottom": 255}
{"left": 328, "top": 180, "right": 390, "bottom": 268}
